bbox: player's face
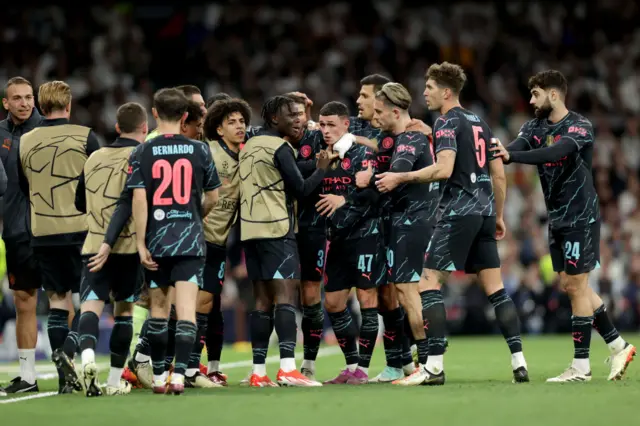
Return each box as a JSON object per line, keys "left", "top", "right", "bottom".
{"left": 529, "top": 87, "right": 553, "bottom": 119}
{"left": 276, "top": 103, "right": 302, "bottom": 140}
{"left": 182, "top": 117, "right": 204, "bottom": 140}
{"left": 2, "top": 84, "right": 35, "bottom": 122}
{"left": 357, "top": 84, "right": 376, "bottom": 120}
{"left": 191, "top": 94, "right": 207, "bottom": 115}
{"left": 319, "top": 115, "right": 349, "bottom": 145}
{"left": 372, "top": 98, "right": 396, "bottom": 132}
{"left": 290, "top": 103, "right": 307, "bottom": 140}
{"left": 218, "top": 111, "right": 246, "bottom": 145}
{"left": 424, "top": 79, "right": 443, "bottom": 111}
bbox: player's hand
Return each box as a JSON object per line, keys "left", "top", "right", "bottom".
{"left": 307, "top": 120, "right": 320, "bottom": 131}
{"left": 316, "top": 194, "right": 346, "bottom": 217}
{"left": 138, "top": 246, "right": 158, "bottom": 271}
{"left": 316, "top": 150, "right": 335, "bottom": 170}
{"left": 406, "top": 119, "right": 432, "bottom": 136}
{"left": 375, "top": 172, "right": 402, "bottom": 193}
{"left": 288, "top": 91, "right": 313, "bottom": 108}
{"left": 87, "top": 243, "right": 111, "bottom": 273}
{"left": 496, "top": 217, "right": 507, "bottom": 240}
{"left": 490, "top": 138, "right": 510, "bottom": 163}
{"left": 355, "top": 161, "right": 373, "bottom": 188}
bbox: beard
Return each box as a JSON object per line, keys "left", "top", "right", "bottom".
{"left": 534, "top": 98, "right": 553, "bottom": 119}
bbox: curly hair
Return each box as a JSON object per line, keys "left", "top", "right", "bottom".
{"left": 203, "top": 98, "right": 252, "bottom": 141}
{"left": 261, "top": 95, "right": 295, "bottom": 129}
{"left": 425, "top": 62, "right": 467, "bottom": 95}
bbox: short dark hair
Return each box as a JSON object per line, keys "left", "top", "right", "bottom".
{"left": 425, "top": 62, "right": 467, "bottom": 95}
{"left": 153, "top": 88, "right": 190, "bottom": 122}
{"left": 116, "top": 102, "right": 147, "bottom": 134}
{"left": 528, "top": 70, "right": 568, "bottom": 96}
{"left": 285, "top": 94, "right": 306, "bottom": 106}
{"left": 4, "top": 76, "right": 32, "bottom": 98}
{"left": 175, "top": 85, "right": 201, "bottom": 98}
{"left": 205, "top": 92, "right": 232, "bottom": 109}
{"left": 375, "top": 82, "right": 412, "bottom": 110}
{"left": 204, "top": 98, "right": 252, "bottom": 141}
{"left": 261, "top": 95, "right": 295, "bottom": 129}
{"left": 360, "top": 74, "right": 392, "bottom": 93}
{"left": 184, "top": 100, "right": 204, "bottom": 125}
{"left": 319, "top": 101, "right": 349, "bottom": 118}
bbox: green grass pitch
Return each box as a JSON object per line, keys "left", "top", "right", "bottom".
{"left": 1, "top": 334, "right": 638, "bottom": 426}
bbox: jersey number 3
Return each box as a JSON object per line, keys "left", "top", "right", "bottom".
{"left": 472, "top": 126, "right": 486, "bottom": 168}
{"left": 152, "top": 159, "right": 193, "bottom": 206}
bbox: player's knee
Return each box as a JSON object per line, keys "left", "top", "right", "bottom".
{"left": 196, "top": 292, "right": 214, "bottom": 313}
{"left": 563, "top": 275, "right": 588, "bottom": 298}
{"left": 114, "top": 302, "right": 134, "bottom": 317}
{"left": 324, "top": 293, "right": 346, "bottom": 313}
{"left": 356, "top": 288, "right": 378, "bottom": 309}
{"left": 378, "top": 285, "right": 398, "bottom": 309}
{"left": 418, "top": 269, "right": 441, "bottom": 291}
{"left": 301, "top": 280, "right": 321, "bottom": 305}
{"left": 13, "top": 290, "right": 37, "bottom": 311}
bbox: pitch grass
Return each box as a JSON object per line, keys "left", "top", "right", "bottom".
{"left": 1, "top": 334, "right": 639, "bottom": 426}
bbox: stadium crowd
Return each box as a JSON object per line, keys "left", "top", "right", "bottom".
{"left": 1, "top": 0, "right": 640, "bottom": 343}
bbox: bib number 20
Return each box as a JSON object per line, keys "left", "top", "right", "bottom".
{"left": 152, "top": 159, "right": 193, "bottom": 205}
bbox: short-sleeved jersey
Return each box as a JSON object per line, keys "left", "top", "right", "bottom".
{"left": 515, "top": 112, "right": 599, "bottom": 229}
{"left": 321, "top": 143, "right": 379, "bottom": 240}
{"left": 126, "top": 134, "right": 221, "bottom": 258}
{"left": 296, "top": 130, "right": 326, "bottom": 230}
{"left": 434, "top": 107, "right": 496, "bottom": 217}
{"left": 388, "top": 131, "right": 440, "bottom": 223}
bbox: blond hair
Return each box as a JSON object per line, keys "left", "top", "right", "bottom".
{"left": 375, "top": 82, "right": 412, "bottom": 110}
{"left": 38, "top": 81, "right": 72, "bottom": 114}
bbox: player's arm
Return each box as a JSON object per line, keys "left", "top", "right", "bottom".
{"left": 86, "top": 130, "right": 101, "bottom": 156}
{"left": 354, "top": 135, "right": 379, "bottom": 153}
{"left": 346, "top": 155, "right": 380, "bottom": 206}
{"left": 489, "top": 155, "right": 506, "bottom": 219}
{"left": 389, "top": 133, "right": 423, "bottom": 173}
{"left": 0, "top": 156, "right": 7, "bottom": 197}
{"left": 131, "top": 188, "right": 148, "bottom": 250}
{"left": 504, "top": 137, "right": 580, "bottom": 165}
{"left": 201, "top": 143, "right": 221, "bottom": 216}
{"left": 376, "top": 117, "right": 457, "bottom": 191}
{"left": 103, "top": 188, "right": 133, "bottom": 247}
{"left": 274, "top": 144, "right": 326, "bottom": 198}
{"left": 74, "top": 171, "right": 87, "bottom": 213}
{"left": 15, "top": 141, "right": 29, "bottom": 196}
{"left": 296, "top": 131, "right": 322, "bottom": 177}
{"left": 506, "top": 121, "right": 534, "bottom": 152}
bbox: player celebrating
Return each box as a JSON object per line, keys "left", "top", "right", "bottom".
{"left": 126, "top": 88, "right": 220, "bottom": 395}
{"left": 370, "top": 83, "right": 440, "bottom": 380}
{"left": 239, "top": 95, "right": 331, "bottom": 387}
{"left": 18, "top": 80, "right": 100, "bottom": 393}
{"left": 315, "top": 101, "right": 384, "bottom": 385}
{"left": 377, "top": 62, "right": 529, "bottom": 386}
{"left": 0, "top": 77, "right": 42, "bottom": 395}
{"left": 186, "top": 98, "right": 252, "bottom": 387}
{"left": 491, "top": 70, "right": 636, "bottom": 382}
{"left": 74, "top": 102, "right": 149, "bottom": 396}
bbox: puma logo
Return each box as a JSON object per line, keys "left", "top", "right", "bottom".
{"left": 383, "top": 331, "right": 396, "bottom": 341}
{"left": 359, "top": 338, "right": 371, "bottom": 348}
{"left": 533, "top": 135, "right": 541, "bottom": 144}
{"left": 567, "top": 259, "right": 578, "bottom": 268}
{"left": 361, "top": 272, "right": 371, "bottom": 281}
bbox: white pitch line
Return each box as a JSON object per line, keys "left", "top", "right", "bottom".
{"left": 0, "top": 346, "right": 342, "bottom": 405}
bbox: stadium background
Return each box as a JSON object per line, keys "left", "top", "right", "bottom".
{"left": 1, "top": 1, "right": 639, "bottom": 361}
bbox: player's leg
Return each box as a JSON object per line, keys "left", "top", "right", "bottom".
{"left": 129, "top": 285, "right": 150, "bottom": 356}
{"left": 164, "top": 294, "right": 177, "bottom": 374}
{"left": 0, "top": 240, "right": 41, "bottom": 394}
{"left": 373, "top": 282, "right": 410, "bottom": 382}
{"left": 185, "top": 289, "right": 220, "bottom": 388}
{"left": 169, "top": 257, "right": 206, "bottom": 395}
{"left": 145, "top": 264, "right": 173, "bottom": 394}
{"left": 206, "top": 293, "right": 227, "bottom": 385}
{"left": 77, "top": 258, "right": 110, "bottom": 397}
{"left": 60, "top": 246, "right": 83, "bottom": 363}
{"left": 323, "top": 241, "right": 360, "bottom": 385}
{"left": 244, "top": 241, "right": 277, "bottom": 387}
{"left": 473, "top": 217, "right": 528, "bottom": 383}
{"left": 297, "top": 232, "right": 326, "bottom": 379}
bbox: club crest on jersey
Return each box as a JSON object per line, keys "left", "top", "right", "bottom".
{"left": 2, "top": 138, "right": 11, "bottom": 149}
{"left": 547, "top": 135, "right": 561, "bottom": 146}
{"left": 381, "top": 137, "right": 394, "bottom": 150}
{"left": 300, "top": 145, "right": 312, "bottom": 158}
{"left": 341, "top": 158, "right": 351, "bottom": 170}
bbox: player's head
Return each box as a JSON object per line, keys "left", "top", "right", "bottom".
{"left": 527, "top": 70, "right": 568, "bottom": 119}
{"left": 204, "top": 98, "right": 251, "bottom": 146}
{"left": 205, "top": 92, "right": 232, "bottom": 110}
{"left": 176, "top": 84, "right": 206, "bottom": 114}
{"left": 114, "top": 102, "right": 148, "bottom": 142}
{"left": 358, "top": 74, "right": 391, "bottom": 121}
{"left": 424, "top": 62, "right": 466, "bottom": 111}
{"left": 152, "top": 88, "right": 190, "bottom": 124}
{"left": 38, "top": 80, "right": 72, "bottom": 118}
{"left": 285, "top": 93, "right": 308, "bottom": 140}
{"left": 2, "top": 76, "right": 35, "bottom": 123}
{"left": 373, "top": 82, "right": 412, "bottom": 132}
{"left": 319, "top": 101, "right": 350, "bottom": 146}
{"left": 180, "top": 100, "right": 205, "bottom": 140}
{"left": 261, "top": 95, "right": 301, "bottom": 139}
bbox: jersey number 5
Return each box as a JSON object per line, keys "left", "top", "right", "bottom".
{"left": 152, "top": 159, "right": 193, "bottom": 206}
{"left": 472, "top": 126, "right": 486, "bottom": 168}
